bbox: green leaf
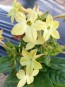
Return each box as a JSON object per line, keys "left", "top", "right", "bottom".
{"left": 54, "top": 84, "right": 65, "bottom": 87}
{"left": 4, "top": 73, "right": 19, "bottom": 87}
{"left": 37, "top": 56, "right": 51, "bottom": 66}
{"left": 0, "top": 56, "right": 13, "bottom": 73}
{"left": 49, "top": 69, "right": 65, "bottom": 86}
{"left": 24, "top": 72, "right": 54, "bottom": 87}
{"left": 50, "top": 57, "right": 65, "bottom": 70}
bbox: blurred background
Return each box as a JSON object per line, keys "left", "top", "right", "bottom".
{"left": 0, "top": 0, "right": 65, "bottom": 7}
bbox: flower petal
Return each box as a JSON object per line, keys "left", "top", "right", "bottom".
{"left": 26, "top": 75, "right": 34, "bottom": 84}
{"left": 30, "top": 49, "right": 37, "bottom": 58}
{"left": 16, "top": 69, "right": 25, "bottom": 79}
{"left": 22, "top": 48, "right": 30, "bottom": 57}
{"left": 11, "top": 15, "right": 15, "bottom": 23}
{"left": 27, "top": 8, "right": 32, "bottom": 14}
{"left": 36, "top": 35, "right": 45, "bottom": 44}
{"left": 51, "top": 29, "right": 60, "bottom": 39}
{"left": 33, "top": 60, "right": 42, "bottom": 69}
{"left": 46, "top": 14, "right": 53, "bottom": 24}
{"left": 26, "top": 63, "right": 34, "bottom": 76}
{"left": 27, "top": 8, "right": 38, "bottom": 23}
{"left": 33, "top": 20, "right": 47, "bottom": 31}
{"left": 43, "top": 30, "right": 50, "bottom": 41}
{"left": 26, "top": 26, "right": 37, "bottom": 43}
{"left": 23, "top": 36, "right": 29, "bottom": 42}
{"left": 52, "top": 21, "right": 59, "bottom": 29}
{"left": 32, "top": 70, "right": 39, "bottom": 76}
{"left": 11, "top": 22, "right": 26, "bottom": 35}
{"left": 35, "top": 54, "right": 44, "bottom": 59}
{"left": 15, "top": 11, "right": 26, "bottom": 22}
{"left": 17, "top": 77, "right": 26, "bottom": 87}
{"left": 26, "top": 42, "right": 35, "bottom": 50}
{"left": 20, "top": 57, "right": 30, "bottom": 66}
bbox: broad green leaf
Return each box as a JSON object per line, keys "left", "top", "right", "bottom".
{"left": 24, "top": 72, "right": 54, "bottom": 87}
{"left": 50, "top": 57, "right": 65, "bottom": 70}
{"left": 49, "top": 69, "right": 65, "bottom": 86}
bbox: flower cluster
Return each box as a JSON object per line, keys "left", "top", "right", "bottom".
{"left": 1, "top": 0, "right": 65, "bottom": 87}
{"left": 7, "top": 0, "right": 61, "bottom": 87}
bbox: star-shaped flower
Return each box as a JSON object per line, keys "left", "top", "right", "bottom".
{"left": 42, "top": 14, "right": 60, "bottom": 41}
{"left": 11, "top": 7, "right": 45, "bottom": 43}
{"left": 23, "top": 33, "right": 45, "bottom": 50}
{"left": 20, "top": 48, "right": 43, "bottom": 75}
{"left": 8, "top": 0, "right": 26, "bottom": 23}
{"left": 16, "top": 69, "right": 39, "bottom": 87}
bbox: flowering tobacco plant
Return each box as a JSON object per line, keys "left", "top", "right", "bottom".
{"left": 0, "top": 0, "right": 65, "bottom": 87}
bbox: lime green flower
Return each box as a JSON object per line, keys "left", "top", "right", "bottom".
{"left": 23, "top": 33, "right": 45, "bottom": 50}
{"left": 16, "top": 69, "right": 39, "bottom": 87}
{"left": 20, "top": 48, "right": 43, "bottom": 75}
{"left": 11, "top": 7, "right": 45, "bottom": 43}
{"left": 8, "top": 0, "right": 26, "bottom": 23}
{"left": 0, "top": 30, "right": 3, "bottom": 40}
{"left": 43, "top": 14, "right": 60, "bottom": 41}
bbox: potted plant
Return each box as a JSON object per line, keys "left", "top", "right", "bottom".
{"left": 0, "top": 0, "right": 65, "bottom": 87}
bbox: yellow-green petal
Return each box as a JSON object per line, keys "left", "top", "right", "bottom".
{"left": 17, "top": 77, "right": 26, "bottom": 87}
{"left": 30, "top": 49, "right": 37, "bottom": 58}
{"left": 15, "top": 11, "right": 26, "bottom": 22}
{"left": 20, "top": 57, "right": 30, "bottom": 66}
{"left": 35, "top": 54, "right": 44, "bottom": 59}
{"left": 51, "top": 29, "right": 60, "bottom": 39}
{"left": 26, "top": 26, "right": 37, "bottom": 43}
{"left": 27, "top": 7, "right": 38, "bottom": 23}
{"left": 23, "top": 36, "right": 29, "bottom": 42}
{"left": 36, "top": 35, "right": 45, "bottom": 44}
{"left": 11, "top": 22, "right": 26, "bottom": 35}
{"left": 11, "top": 14, "right": 15, "bottom": 23}
{"left": 46, "top": 14, "right": 53, "bottom": 24}
{"left": 33, "top": 20, "right": 47, "bottom": 31}
{"left": 33, "top": 60, "right": 42, "bottom": 69}
{"left": 32, "top": 70, "right": 39, "bottom": 76}
{"left": 26, "top": 63, "right": 34, "bottom": 76}
{"left": 43, "top": 30, "right": 51, "bottom": 41}
{"left": 22, "top": 48, "right": 30, "bottom": 57}
{"left": 16, "top": 69, "right": 25, "bottom": 79}
{"left": 26, "top": 75, "right": 34, "bottom": 84}
{"left": 52, "top": 21, "right": 59, "bottom": 29}
{"left": 26, "top": 42, "right": 35, "bottom": 50}
{"left": 7, "top": 9, "right": 15, "bottom": 17}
